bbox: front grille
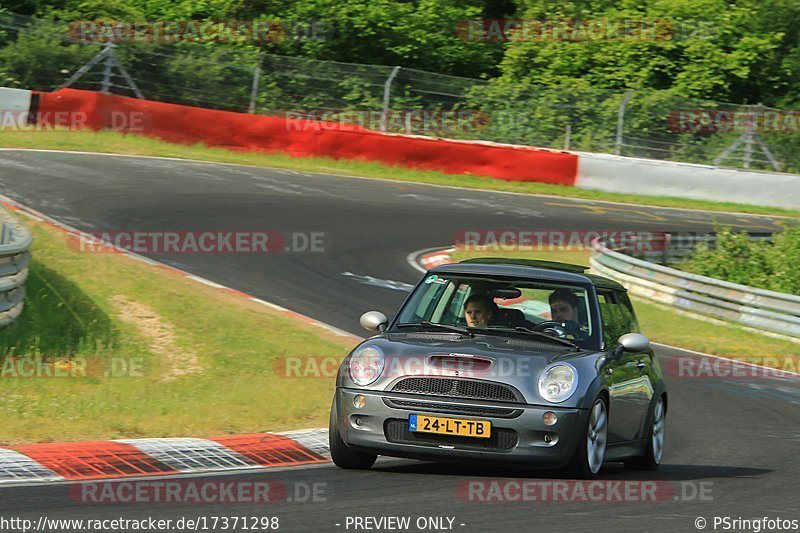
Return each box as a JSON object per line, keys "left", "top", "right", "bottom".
{"left": 391, "top": 377, "right": 522, "bottom": 403}
{"left": 383, "top": 398, "right": 521, "bottom": 418}
{"left": 384, "top": 419, "right": 517, "bottom": 452}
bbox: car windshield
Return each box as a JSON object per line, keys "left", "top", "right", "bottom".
{"left": 393, "top": 273, "right": 598, "bottom": 349}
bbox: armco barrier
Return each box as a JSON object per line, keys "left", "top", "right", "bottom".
{"left": 590, "top": 239, "right": 800, "bottom": 339}
{"left": 577, "top": 152, "right": 800, "bottom": 210}
{"left": 34, "top": 88, "right": 579, "bottom": 186}
{"left": 0, "top": 207, "right": 32, "bottom": 328}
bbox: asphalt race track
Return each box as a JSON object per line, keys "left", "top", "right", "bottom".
{"left": 1, "top": 149, "right": 798, "bottom": 532}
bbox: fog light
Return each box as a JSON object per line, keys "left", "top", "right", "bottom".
{"left": 543, "top": 411, "right": 558, "bottom": 426}
{"left": 354, "top": 416, "right": 364, "bottom": 426}
{"left": 543, "top": 432, "right": 557, "bottom": 444}
{"left": 353, "top": 395, "right": 366, "bottom": 409}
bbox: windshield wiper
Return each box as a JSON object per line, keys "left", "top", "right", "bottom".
{"left": 397, "top": 321, "right": 474, "bottom": 337}
{"left": 484, "top": 325, "right": 579, "bottom": 349}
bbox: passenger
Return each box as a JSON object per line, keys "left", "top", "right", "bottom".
{"left": 548, "top": 288, "right": 586, "bottom": 339}
{"left": 463, "top": 293, "right": 494, "bottom": 328}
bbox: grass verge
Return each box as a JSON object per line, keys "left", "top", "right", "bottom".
{"left": 451, "top": 247, "right": 800, "bottom": 368}
{"left": 0, "top": 219, "right": 357, "bottom": 445}
{"left": 1, "top": 129, "right": 797, "bottom": 218}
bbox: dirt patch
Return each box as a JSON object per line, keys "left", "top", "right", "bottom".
{"left": 110, "top": 295, "right": 202, "bottom": 381}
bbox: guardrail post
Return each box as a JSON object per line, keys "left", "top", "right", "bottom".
{"left": 248, "top": 52, "right": 265, "bottom": 114}
{"left": 381, "top": 66, "right": 401, "bottom": 132}
{"left": 615, "top": 89, "right": 634, "bottom": 155}
{"left": 0, "top": 222, "right": 10, "bottom": 245}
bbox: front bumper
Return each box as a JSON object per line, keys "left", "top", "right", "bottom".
{"left": 336, "top": 387, "right": 589, "bottom": 467}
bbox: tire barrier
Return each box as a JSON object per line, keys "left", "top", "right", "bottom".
{"left": 0, "top": 206, "right": 32, "bottom": 328}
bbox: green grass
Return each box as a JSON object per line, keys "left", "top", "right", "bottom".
{"left": 452, "top": 247, "right": 800, "bottom": 367}
{"left": 0, "top": 221, "right": 358, "bottom": 445}
{"left": 1, "top": 129, "right": 798, "bottom": 218}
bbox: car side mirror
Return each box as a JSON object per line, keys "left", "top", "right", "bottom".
{"left": 612, "top": 333, "right": 650, "bottom": 359}
{"left": 360, "top": 311, "right": 388, "bottom": 333}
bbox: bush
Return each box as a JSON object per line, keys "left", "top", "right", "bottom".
{"left": 681, "top": 225, "right": 800, "bottom": 295}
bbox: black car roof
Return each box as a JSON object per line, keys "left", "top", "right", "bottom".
{"left": 430, "top": 259, "right": 626, "bottom": 291}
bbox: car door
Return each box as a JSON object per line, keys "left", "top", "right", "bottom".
{"left": 598, "top": 290, "right": 653, "bottom": 443}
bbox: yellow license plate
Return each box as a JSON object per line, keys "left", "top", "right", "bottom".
{"left": 408, "top": 414, "right": 491, "bottom": 438}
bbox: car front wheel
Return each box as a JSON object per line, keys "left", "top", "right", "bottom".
{"left": 625, "top": 395, "right": 665, "bottom": 470}
{"left": 329, "top": 397, "right": 377, "bottom": 470}
{"left": 568, "top": 396, "right": 608, "bottom": 479}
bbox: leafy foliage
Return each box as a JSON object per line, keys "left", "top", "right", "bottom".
{"left": 681, "top": 225, "right": 800, "bottom": 295}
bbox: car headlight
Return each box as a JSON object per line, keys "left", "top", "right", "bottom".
{"left": 538, "top": 363, "right": 578, "bottom": 403}
{"left": 349, "top": 346, "right": 385, "bottom": 386}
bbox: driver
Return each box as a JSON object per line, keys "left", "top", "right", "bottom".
{"left": 463, "top": 294, "right": 493, "bottom": 328}
{"left": 548, "top": 288, "right": 586, "bottom": 339}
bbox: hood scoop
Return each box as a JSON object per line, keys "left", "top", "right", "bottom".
{"left": 426, "top": 353, "right": 494, "bottom": 373}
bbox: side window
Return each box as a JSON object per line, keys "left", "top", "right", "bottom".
{"left": 597, "top": 291, "right": 623, "bottom": 348}
{"left": 598, "top": 290, "right": 640, "bottom": 348}
{"left": 616, "top": 291, "right": 641, "bottom": 334}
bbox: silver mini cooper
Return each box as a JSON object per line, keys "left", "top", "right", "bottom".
{"left": 329, "top": 259, "right": 667, "bottom": 478}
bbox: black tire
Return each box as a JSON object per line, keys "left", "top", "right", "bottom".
{"left": 567, "top": 396, "right": 608, "bottom": 479}
{"left": 329, "top": 397, "right": 377, "bottom": 470}
{"left": 625, "top": 395, "right": 666, "bottom": 471}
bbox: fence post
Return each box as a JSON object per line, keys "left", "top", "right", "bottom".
{"left": 564, "top": 123, "right": 571, "bottom": 150}
{"left": 100, "top": 41, "right": 115, "bottom": 94}
{"left": 615, "top": 89, "right": 634, "bottom": 155}
{"left": 248, "top": 52, "right": 265, "bottom": 114}
{"left": 381, "top": 66, "right": 401, "bottom": 132}
{"left": 63, "top": 43, "right": 112, "bottom": 89}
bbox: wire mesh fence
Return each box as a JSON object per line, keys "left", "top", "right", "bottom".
{"left": 2, "top": 11, "right": 799, "bottom": 174}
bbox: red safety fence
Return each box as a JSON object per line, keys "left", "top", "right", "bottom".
{"left": 37, "top": 89, "right": 579, "bottom": 186}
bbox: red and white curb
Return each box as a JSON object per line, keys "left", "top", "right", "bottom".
{"left": 0, "top": 429, "right": 329, "bottom": 485}
{"left": 406, "top": 247, "right": 456, "bottom": 274}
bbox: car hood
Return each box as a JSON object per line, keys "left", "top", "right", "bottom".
{"left": 338, "top": 332, "right": 604, "bottom": 407}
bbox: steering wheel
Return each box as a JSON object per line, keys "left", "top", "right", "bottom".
{"left": 533, "top": 320, "right": 586, "bottom": 339}
{"left": 532, "top": 320, "right": 568, "bottom": 336}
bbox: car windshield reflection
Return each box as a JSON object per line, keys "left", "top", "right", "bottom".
{"left": 392, "top": 274, "right": 597, "bottom": 350}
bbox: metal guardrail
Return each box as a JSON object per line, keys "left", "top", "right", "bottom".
{"left": 619, "top": 232, "right": 774, "bottom": 264}
{"left": 590, "top": 238, "right": 800, "bottom": 339}
{"left": 0, "top": 208, "right": 32, "bottom": 328}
